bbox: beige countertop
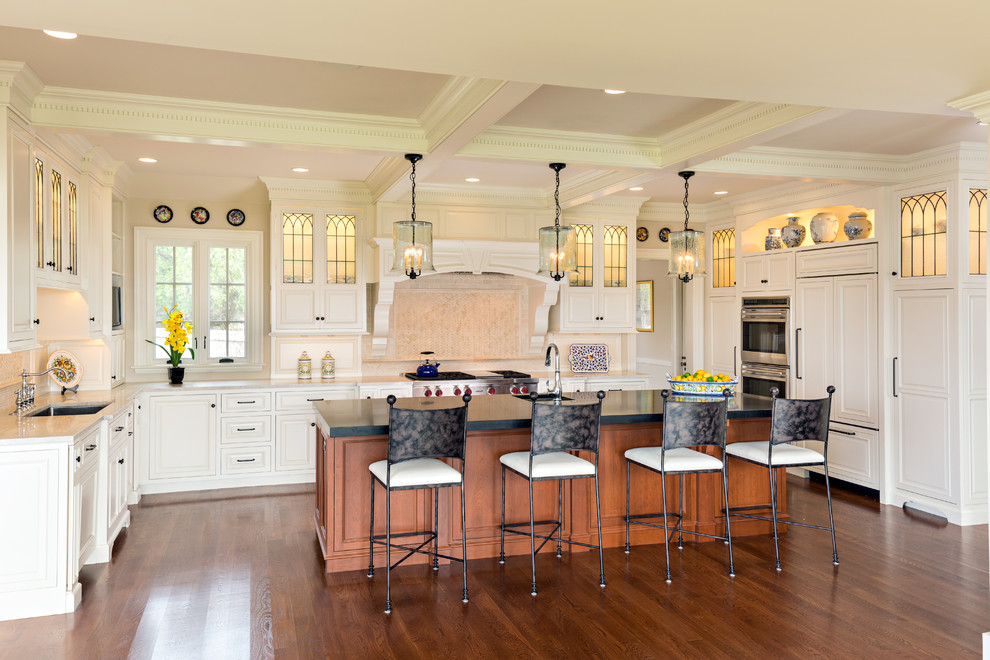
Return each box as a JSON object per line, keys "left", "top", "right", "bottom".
{"left": 0, "top": 387, "right": 139, "bottom": 447}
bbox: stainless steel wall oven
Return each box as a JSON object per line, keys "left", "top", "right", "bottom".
{"left": 741, "top": 296, "right": 789, "bottom": 397}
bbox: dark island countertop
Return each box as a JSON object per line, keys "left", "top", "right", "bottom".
{"left": 314, "top": 390, "right": 774, "bottom": 438}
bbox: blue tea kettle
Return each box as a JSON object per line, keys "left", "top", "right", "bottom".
{"left": 416, "top": 351, "right": 440, "bottom": 378}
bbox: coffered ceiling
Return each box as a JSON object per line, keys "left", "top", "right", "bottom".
{"left": 0, "top": 1, "right": 987, "bottom": 208}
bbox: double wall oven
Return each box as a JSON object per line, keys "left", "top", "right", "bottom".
{"left": 740, "top": 296, "right": 789, "bottom": 398}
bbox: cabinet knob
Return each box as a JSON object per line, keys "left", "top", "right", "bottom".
{"left": 112, "top": 375, "right": 117, "bottom": 380}
{"left": 211, "top": 403, "right": 216, "bottom": 408}
{"left": 46, "top": 261, "right": 55, "bottom": 267}
{"left": 76, "top": 456, "right": 81, "bottom": 463}
{"left": 89, "top": 317, "right": 95, "bottom": 322}
{"left": 118, "top": 458, "right": 125, "bottom": 465}
{"left": 891, "top": 271, "right": 898, "bottom": 276}
{"left": 67, "top": 266, "right": 73, "bottom": 273}
{"left": 311, "top": 422, "right": 316, "bottom": 427}
{"left": 33, "top": 319, "right": 39, "bottom": 325}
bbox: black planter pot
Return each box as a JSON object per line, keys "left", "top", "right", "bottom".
{"left": 168, "top": 366, "right": 185, "bottom": 385}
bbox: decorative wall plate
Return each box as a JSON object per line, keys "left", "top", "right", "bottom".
{"left": 154, "top": 205, "right": 173, "bottom": 223}
{"left": 567, "top": 343, "right": 610, "bottom": 373}
{"left": 636, "top": 226, "right": 649, "bottom": 242}
{"left": 226, "top": 208, "right": 245, "bottom": 226}
{"left": 658, "top": 227, "right": 671, "bottom": 243}
{"left": 191, "top": 207, "right": 210, "bottom": 224}
{"left": 47, "top": 350, "right": 82, "bottom": 389}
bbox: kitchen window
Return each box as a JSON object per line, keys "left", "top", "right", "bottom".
{"left": 135, "top": 227, "right": 263, "bottom": 372}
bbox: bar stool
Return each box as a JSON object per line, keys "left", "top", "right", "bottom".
{"left": 624, "top": 389, "right": 734, "bottom": 582}
{"left": 367, "top": 393, "right": 471, "bottom": 614}
{"left": 725, "top": 386, "right": 837, "bottom": 571}
{"left": 499, "top": 390, "right": 606, "bottom": 596}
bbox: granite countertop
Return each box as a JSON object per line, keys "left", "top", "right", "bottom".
{"left": 315, "top": 390, "right": 774, "bottom": 438}
{"left": 0, "top": 387, "right": 139, "bottom": 447}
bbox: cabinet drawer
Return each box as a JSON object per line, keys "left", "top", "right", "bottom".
{"left": 221, "top": 446, "right": 272, "bottom": 475}
{"left": 220, "top": 416, "right": 272, "bottom": 444}
{"left": 73, "top": 434, "right": 100, "bottom": 474}
{"left": 276, "top": 389, "right": 350, "bottom": 411}
{"left": 796, "top": 243, "right": 877, "bottom": 277}
{"left": 221, "top": 392, "right": 272, "bottom": 413}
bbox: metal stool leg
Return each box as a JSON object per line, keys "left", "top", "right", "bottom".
{"left": 624, "top": 460, "right": 631, "bottom": 554}
{"left": 528, "top": 476, "right": 537, "bottom": 596}
{"left": 661, "top": 468, "right": 671, "bottom": 583}
{"left": 556, "top": 479, "right": 563, "bottom": 558}
{"left": 368, "top": 475, "right": 375, "bottom": 578}
{"left": 499, "top": 466, "right": 506, "bottom": 564}
{"left": 722, "top": 460, "right": 735, "bottom": 577}
{"left": 595, "top": 470, "right": 605, "bottom": 588}
{"left": 432, "top": 487, "right": 440, "bottom": 571}
{"left": 677, "top": 473, "right": 684, "bottom": 550}
{"left": 460, "top": 480, "right": 469, "bottom": 603}
{"left": 769, "top": 465, "right": 781, "bottom": 572}
{"left": 384, "top": 485, "right": 392, "bottom": 613}
{"left": 824, "top": 460, "right": 839, "bottom": 565}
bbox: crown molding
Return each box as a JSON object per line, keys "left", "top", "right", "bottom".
{"left": 365, "top": 155, "right": 412, "bottom": 203}
{"left": 0, "top": 61, "right": 43, "bottom": 121}
{"left": 637, "top": 200, "right": 731, "bottom": 226}
{"left": 949, "top": 91, "right": 990, "bottom": 123}
{"left": 81, "top": 146, "right": 126, "bottom": 187}
{"left": 30, "top": 86, "right": 426, "bottom": 152}
{"left": 563, "top": 195, "right": 650, "bottom": 220}
{"left": 696, "top": 145, "right": 905, "bottom": 183}
{"left": 726, "top": 179, "right": 874, "bottom": 218}
{"left": 460, "top": 125, "right": 663, "bottom": 168}
{"left": 260, "top": 177, "right": 374, "bottom": 205}
{"left": 658, "top": 102, "right": 827, "bottom": 166}
{"left": 407, "top": 184, "right": 548, "bottom": 209}
{"left": 420, "top": 77, "right": 511, "bottom": 151}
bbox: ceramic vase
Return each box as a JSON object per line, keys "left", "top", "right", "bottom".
{"left": 843, "top": 210, "right": 872, "bottom": 240}
{"left": 765, "top": 227, "right": 784, "bottom": 251}
{"left": 297, "top": 351, "right": 312, "bottom": 379}
{"left": 168, "top": 366, "right": 185, "bottom": 385}
{"left": 321, "top": 351, "right": 335, "bottom": 379}
{"left": 810, "top": 212, "right": 839, "bottom": 244}
{"left": 780, "top": 216, "right": 806, "bottom": 248}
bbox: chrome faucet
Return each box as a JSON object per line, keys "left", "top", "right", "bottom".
{"left": 14, "top": 368, "right": 57, "bottom": 414}
{"left": 545, "top": 343, "right": 562, "bottom": 402}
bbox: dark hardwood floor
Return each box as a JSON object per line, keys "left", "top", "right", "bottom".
{"left": 1, "top": 476, "right": 987, "bottom": 659}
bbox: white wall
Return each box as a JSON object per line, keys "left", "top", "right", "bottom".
{"left": 635, "top": 259, "right": 678, "bottom": 387}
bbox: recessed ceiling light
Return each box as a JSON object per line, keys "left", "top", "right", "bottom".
{"left": 465, "top": 177, "right": 480, "bottom": 183}
{"left": 628, "top": 186, "right": 644, "bottom": 191}
{"left": 43, "top": 30, "right": 77, "bottom": 39}
{"left": 714, "top": 190, "right": 729, "bottom": 195}
{"left": 603, "top": 89, "right": 626, "bottom": 95}
{"left": 292, "top": 167, "right": 309, "bottom": 173}
{"left": 138, "top": 157, "right": 157, "bottom": 163}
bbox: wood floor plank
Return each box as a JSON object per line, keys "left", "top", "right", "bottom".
{"left": 0, "top": 478, "right": 986, "bottom": 659}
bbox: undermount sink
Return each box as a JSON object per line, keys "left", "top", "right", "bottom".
{"left": 25, "top": 403, "right": 110, "bottom": 417}
{"left": 513, "top": 393, "right": 572, "bottom": 402}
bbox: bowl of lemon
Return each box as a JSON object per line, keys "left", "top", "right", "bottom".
{"left": 666, "top": 370, "right": 737, "bottom": 396}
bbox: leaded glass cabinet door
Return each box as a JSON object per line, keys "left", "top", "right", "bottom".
{"left": 277, "top": 211, "right": 320, "bottom": 329}
{"left": 320, "top": 214, "right": 361, "bottom": 329}
{"left": 560, "top": 218, "right": 633, "bottom": 331}
{"left": 598, "top": 222, "right": 633, "bottom": 329}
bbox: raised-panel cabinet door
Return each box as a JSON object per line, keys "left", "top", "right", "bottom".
{"left": 275, "top": 414, "right": 316, "bottom": 472}
{"left": 562, "top": 288, "right": 598, "bottom": 329}
{"left": 794, "top": 279, "right": 831, "bottom": 400}
{"left": 277, "top": 288, "right": 319, "bottom": 330}
{"left": 74, "top": 461, "right": 99, "bottom": 567}
{"left": 322, "top": 288, "right": 361, "bottom": 329}
{"left": 705, "top": 296, "right": 739, "bottom": 378}
{"left": 738, "top": 255, "right": 767, "bottom": 290}
{"left": 148, "top": 394, "right": 218, "bottom": 480}
{"left": 599, "top": 289, "right": 633, "bottom": 329}
{"left": 0, "top": 448, "right": 61, "bottom": 592}
{"left": 6, "top": 127, "right": 37, "bottom": 349}
{"left": 832, "top": 275, "right": 878, "bottom": 426}
{"left": 765, "top": 252, "right": 795, "bottom": 290}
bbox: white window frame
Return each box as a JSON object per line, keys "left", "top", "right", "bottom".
{"left": 133, "top": 227, "right": 264, "bottom": 373}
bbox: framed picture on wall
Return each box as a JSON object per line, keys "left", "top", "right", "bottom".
{"left": 635, "top": 280, "right": 653, "bottom": 332}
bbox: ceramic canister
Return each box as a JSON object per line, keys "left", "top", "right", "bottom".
{"left": 765, "top": 227, "right": 784, "bottom": 251}
{"left": 321, "top": 351, "right": 335, "bottom": 379}
{"left": 810, "top": 212, "right": 839, "bottom": 244}
{"left": 780, "top": 216, "right": 806, "bottom": 248}
{"left": 843, "top": 210, "right": 873, "bottom": 240}
{"left": 298, "top": 351, "right": 312, "bottom": 379}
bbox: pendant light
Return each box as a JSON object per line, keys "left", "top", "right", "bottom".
{"left": 537, "top": 163, "right": 577, "bottom": 281}
{"left": 667, "top": 171, "right": 705, "bottom": 283}
{"left": 391, "top": 153, "right": 435, "bottom": 279}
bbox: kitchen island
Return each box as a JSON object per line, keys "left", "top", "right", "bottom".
{"left": 313, "top": 391, "right": 781, "bottom": 573}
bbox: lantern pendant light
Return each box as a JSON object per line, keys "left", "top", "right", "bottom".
{"left": 537, "top": 163, "right": 578, "bottom": 281}
{"left": 391, "top": 153, "right": 435, "bottom": 279}
{"left": 667, "top": 170, "right": 705, "bottom": 283}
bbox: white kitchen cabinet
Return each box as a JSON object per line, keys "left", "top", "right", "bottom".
{"left": 3, "top": 119, "right": 39, "bottom": 352}
{"left": 32, "top": 146, "right": 82, "bottom": 290}
{"left": 794, "top": 274, "right": 879, "bottom": 430}
{"left": 272, "top": 207, "right": 364, "bottom": 333}
{"left": 582, "top": 376, "right": 649, "bottom": 392}
{"left": 739, "top": 252, "right": 794, "bottom": 293}
{"left": 358, "top": 383, "right": 414, "bottom": 399}
{"left": 275, "top": 413, "right": 317, "bottom": 472}
{"left": 705, "top": 295, "right": 739, "bottom": 378}
{"left": 147, "top": 394, "right": 218, "bottom": 481}
{"left": 72, "top": 427, "right": 101, "bottom": 571}
{"left": 275, "top": 388, "right": 355, "bottom": 410}
{"left": 816, "top": 423, "right": 879, "bottom": 488}
{"left": 109, "top": 333, "right": 125, "bottom": 388}
{"left": 559, "top": 219, "right": 634, "bottom": 331}
{"left": 106, "top": 405, "right": 133, "bottom": 547}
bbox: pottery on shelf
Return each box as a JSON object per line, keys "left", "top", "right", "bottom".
{"left": 297, "top": 351, "right": 312, "bottom": 379}
{"left": 765, "top": 227, "right": 784, "bottom": 251}
{"left": 843, "top": 210, "right": 872, "bottom": 240}
{"left": 321, "top": 351, "right": 335, "bottom": 379}
{"left": 780, "top": 216, "right": 806, "bottom": 248}
{"left": 810, "top": 212, "right": 839, "bottom": 244}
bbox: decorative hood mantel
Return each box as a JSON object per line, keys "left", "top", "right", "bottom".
{"left": 369, "top": 237, "right": 559, "bottom": 359}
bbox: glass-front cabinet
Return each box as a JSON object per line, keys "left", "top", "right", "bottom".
{"left": 559, "top": 218, "right": 634, "bottom": 331}
{"left": 273, "top": 207, "right": 364, "bottom": 332}
{"left": 33, "top": 148, "right": 81, "bottom": 288}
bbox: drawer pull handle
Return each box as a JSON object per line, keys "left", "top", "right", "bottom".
{"left": 118, "top": 458, "right": 125, "bottom": 464}
{"left": 307, "top": 398, "right": 323, "bottom": 402}
{"left": 128, "top": 431, "right": 133, "bottom": 436}
{"left": 76, "top": 456, "right": 81, "bottom": 463}
{"left": 236, "top": 427, "right": 257, "bottom": 432}
{"left": 236, "top": 458, "right": 256, "bottom": 463}
{"left": 85, "top": 444, "right": 97, "bottom": 451}
{"left": 828, "top": 427, "right": 856, "bottom": 436}
{"left": 237, "top": 400, "right": 257, "bottom": 404}
{"left": 114, "top": 426, "right": 124, "bottom": 432}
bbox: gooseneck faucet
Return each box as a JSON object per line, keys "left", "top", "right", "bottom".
{"left": 14, "top": 367, "right": 57, "bottom": 414}
{"left": 545, "top": 343, "right": 562, "bottom": 402}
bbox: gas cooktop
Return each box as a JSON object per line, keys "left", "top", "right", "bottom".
{"left": 403, "top": 370, "right": 533, "bottom": 381}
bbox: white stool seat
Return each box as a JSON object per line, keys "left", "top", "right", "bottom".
{"left": 500, "top": 450, "right": 595, "bottom": 479}
{"left": 624, "top": 446, "right": 723, "bottom": 473}
{"left": 369, "top": 458, "right": 462, "bottom": 488}
{"left": 725, "top": 441, "right": 825, "bottom": 466}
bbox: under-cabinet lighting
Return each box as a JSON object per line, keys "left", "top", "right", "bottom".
{"left": 714, "top": 191, "right": 728, "bottom": 195}
{"left": 43, "top": 30, "right": 77, "bottom": 39}
{"left": 138, "top": 157, "right": 157, "bottom": 163}
{"left": 603, "top": 89, "right": 626, "bottom": 95}
{"left": 629, "top": 186, "right": 644, "bottom": 191}
{"left": 465, "top": 178, "right": 480, "bottom": 182}
{"left": 291, "top": 167, "right": 309, "bottom": 173}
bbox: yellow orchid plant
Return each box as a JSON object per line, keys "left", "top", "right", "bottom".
{"left": 146, "top": 305, "right": 195, "bottom": 367}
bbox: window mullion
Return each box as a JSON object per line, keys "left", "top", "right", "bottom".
{"left": 195, "top": 240, "right": 208, "bottom": 364}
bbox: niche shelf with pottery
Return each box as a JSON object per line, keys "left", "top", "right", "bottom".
{"left": 740, "top": 206, "right": 876, "bottom": 255}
